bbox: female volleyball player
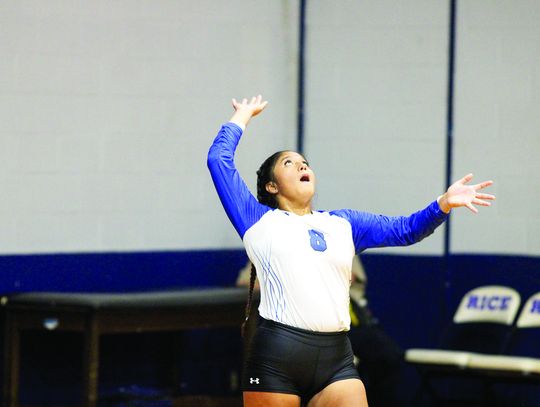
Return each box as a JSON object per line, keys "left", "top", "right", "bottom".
{"left": 207, "top": 95, "right": 495, "bottom": 407}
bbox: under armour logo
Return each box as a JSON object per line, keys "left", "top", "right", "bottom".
{"left": 250, "top": 377, "right": 260, "bottom": 384}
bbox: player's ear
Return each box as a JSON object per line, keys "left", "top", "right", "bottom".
{"left": 266, "top": 181, "right": 278, "bottom": 195}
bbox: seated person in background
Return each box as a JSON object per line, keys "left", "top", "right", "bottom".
{"left": 237, "top": 256, "right": 403, "bottom": 407}
{"left": 348, "top": 256, "right": 403, "bottom": 407}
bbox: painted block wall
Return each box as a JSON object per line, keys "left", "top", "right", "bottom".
{"left": 305, "top": 1, "right": 449, "bottom": 256}
{"left": 0, "top": 0, "right": 299, "bottom": 254}
{"left": 452, "top": 0, "right": 540, "bottom": 256}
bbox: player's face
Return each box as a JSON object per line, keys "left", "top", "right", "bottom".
{"left": 269, "top": 151, "right": 316, "bottom": 206}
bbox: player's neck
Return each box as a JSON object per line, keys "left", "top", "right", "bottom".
{"left": 278, "top": 199, "right": 312, "bottom": 216}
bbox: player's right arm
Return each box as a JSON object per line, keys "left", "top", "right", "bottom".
{"left": 207, "top": 96, "right": 270, "bottom": 238}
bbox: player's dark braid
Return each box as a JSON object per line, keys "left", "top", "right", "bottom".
{"left": 241, "top": 150, "right": 286, "bottom": 337}
{"left": 241, "top": 263, "right": 258, "bottom": 338}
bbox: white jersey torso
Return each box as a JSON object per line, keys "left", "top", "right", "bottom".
{"left": 243, "top": 209, "right": 355, "bottom": 332}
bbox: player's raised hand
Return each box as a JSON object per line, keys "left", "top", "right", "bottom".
{"left": 229, "top": 95, "right": 268, "bottom": 128}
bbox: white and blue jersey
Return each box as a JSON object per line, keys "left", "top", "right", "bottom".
{"left": 208, "top": 122, "right": 448, "bottom": 332}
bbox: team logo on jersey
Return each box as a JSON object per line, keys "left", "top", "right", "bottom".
{"left": 308, "top": 229, "right": 327, "bottom": 252}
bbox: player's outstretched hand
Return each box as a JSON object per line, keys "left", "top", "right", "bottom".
{"left": 438, "top": 174, "right": 495, "bottom": 214}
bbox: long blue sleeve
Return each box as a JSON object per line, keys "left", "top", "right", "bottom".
{"left": 331, "top": 200, "right": 448, "bottom": 253}
{"left": 207, "top": 122, "right": 270, "bottom": 238}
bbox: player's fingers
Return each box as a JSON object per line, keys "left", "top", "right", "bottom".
{"left": 459, "top": 173, "right": 474, "bottom": 184}
{"left": 466, "top": 203, "right": 478, "bottom": 214}
{"left": 474, "top": 180, "right": 494, "bottom": 190}
{"left": 476, "top": 193, "right": 495, "bottom": 200}
{"left": 472, "top": 198, "right": 491, "bottom": 207}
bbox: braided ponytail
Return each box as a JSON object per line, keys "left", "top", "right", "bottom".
{"left": 241, "top": 263, "right": 258, "bottom": 338}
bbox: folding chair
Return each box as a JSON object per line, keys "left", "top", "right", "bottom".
{"left": 405, "top": 285, "right": 521, "bottom": 406}
{"left": 467, "top": 291, "right": 540, "bottom": 379}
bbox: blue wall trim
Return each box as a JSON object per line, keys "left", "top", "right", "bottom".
{"left": 444, "top": 0, "right": 457, "bottom": 258}
{"left": 0, "top": 250, "right": 248, "bottom": 294}
{"left": 297, "top": 0, "right": 307, "bottom": 155}
{"left": 1, "top": 250, "right": 537, "bottom": 321}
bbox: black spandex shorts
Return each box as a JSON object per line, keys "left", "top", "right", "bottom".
{"left": 242, "top": 318, "right": 360, "bottom": 401}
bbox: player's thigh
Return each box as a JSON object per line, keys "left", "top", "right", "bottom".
{"left": 243, "top": 391, "right": 301, "bottom": 407}
{"left": 307, "top": 378, "right": 368, "bottom": 407}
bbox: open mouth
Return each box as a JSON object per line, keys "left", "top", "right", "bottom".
{"left": 300, "top": 174, "right": 310, "bottom": 182}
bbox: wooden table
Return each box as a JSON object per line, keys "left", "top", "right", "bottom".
{"left": 1, "top": 287, "right": 248, "bottom": 407}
